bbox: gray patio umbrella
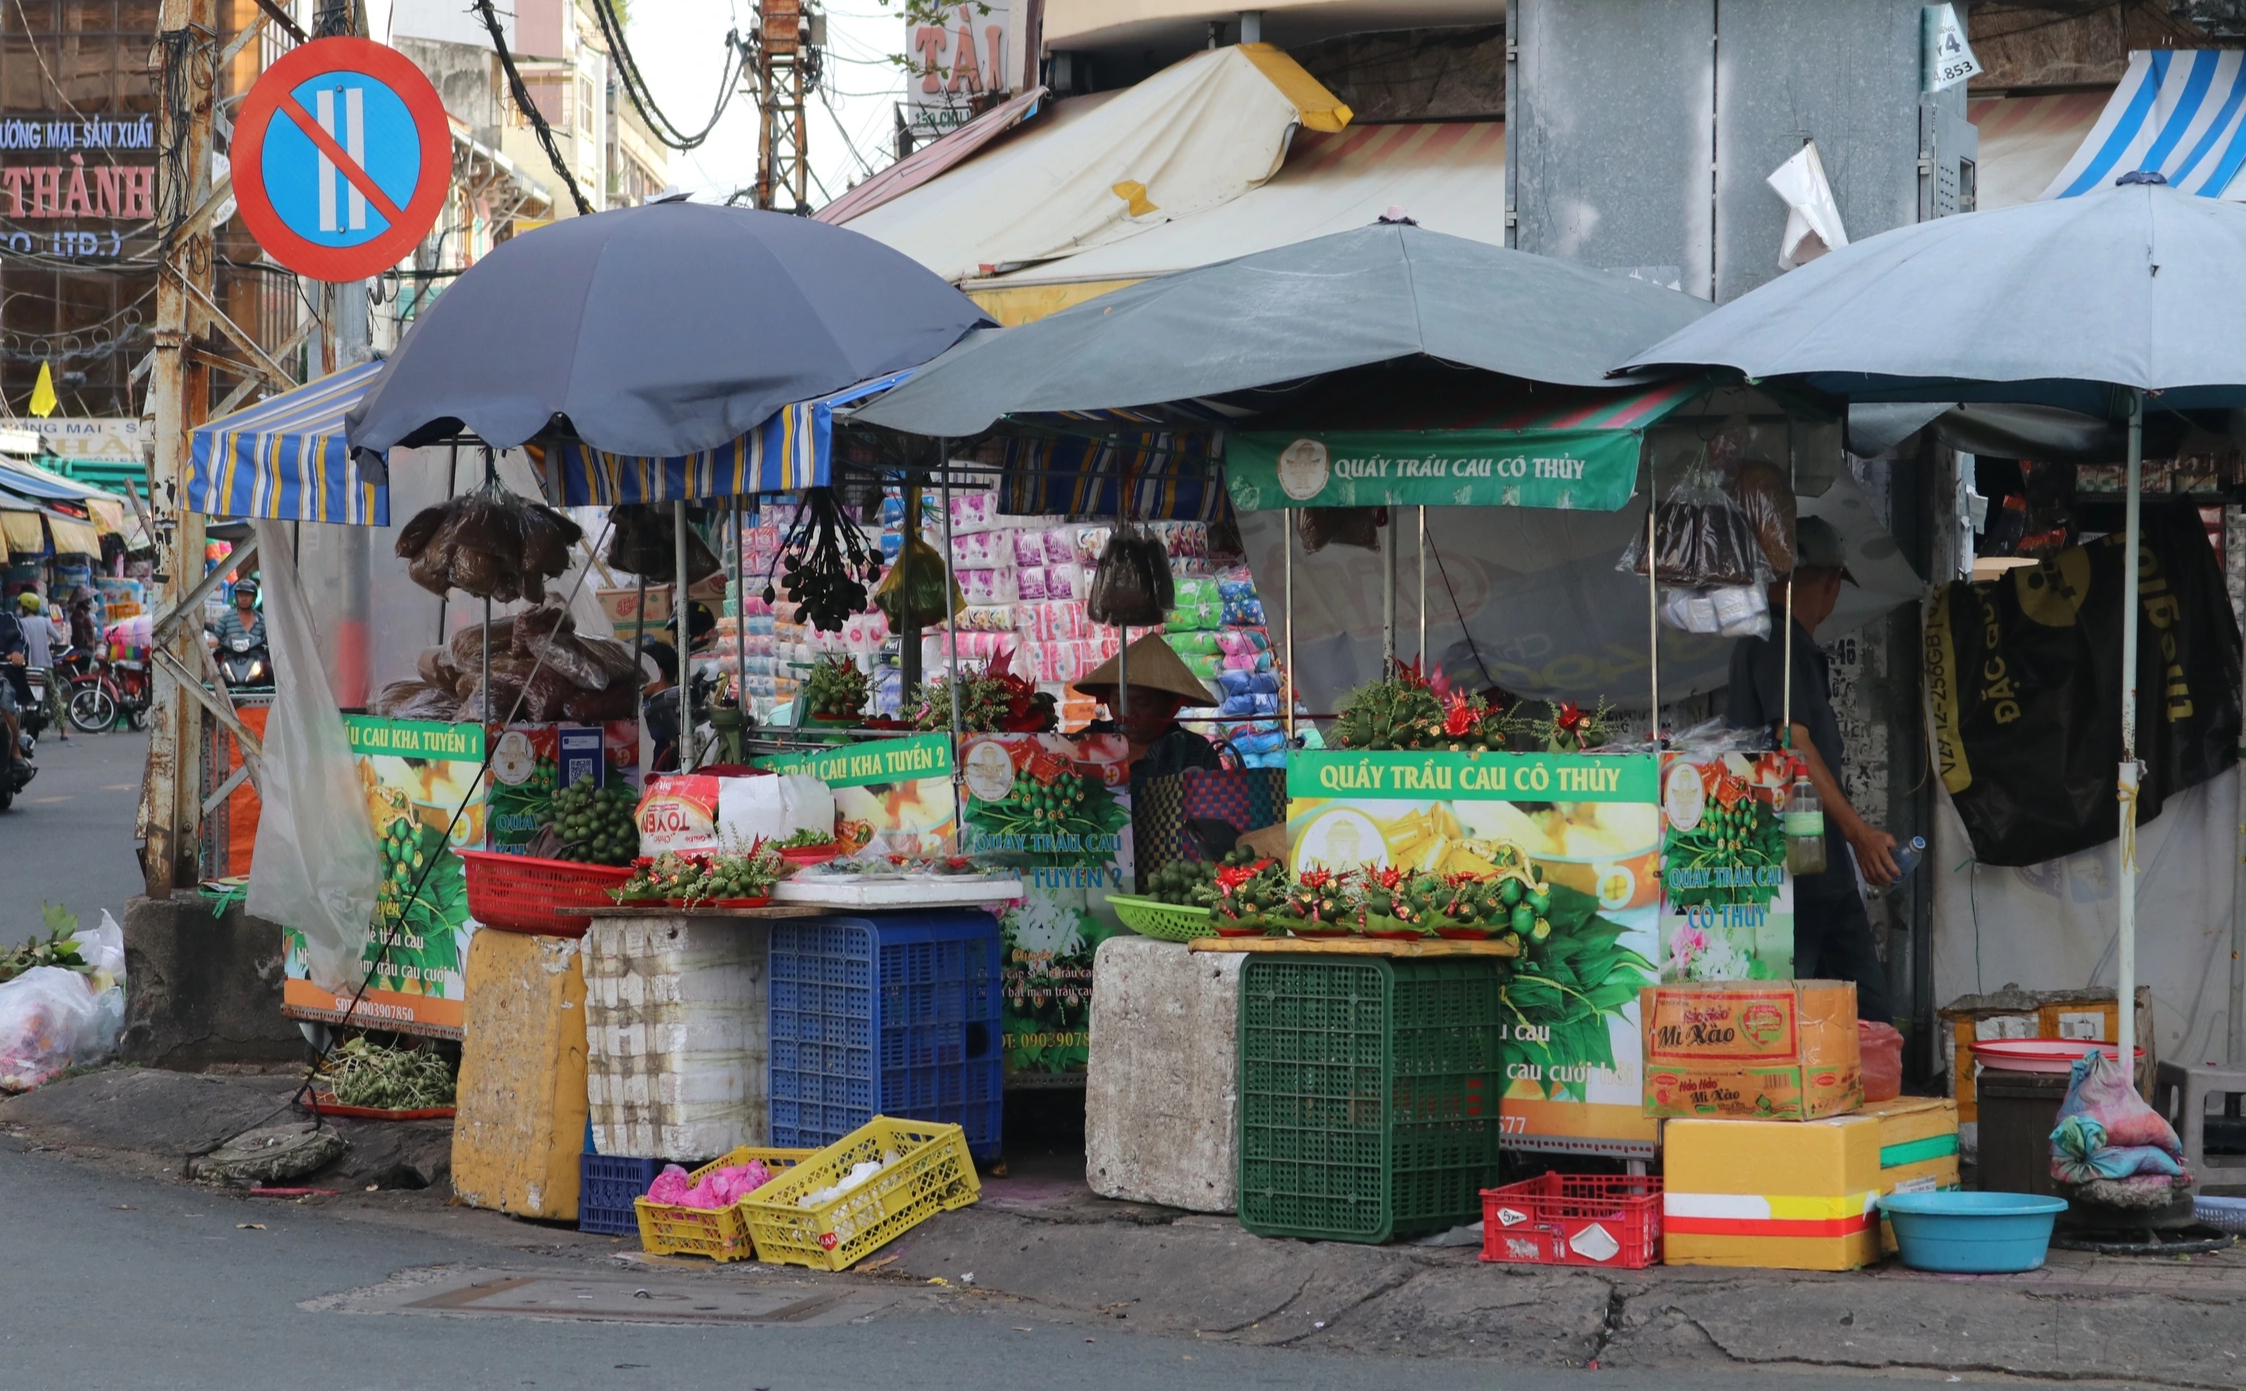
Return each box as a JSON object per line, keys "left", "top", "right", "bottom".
{"left": 850, "top": 221, "right": 1713, "bottom": 435}
{"left": 346, "top": 202, "right": 992, "bottom": 460}
{"left": 1626, "top": 176, "right": 2246, "bottom": 1063}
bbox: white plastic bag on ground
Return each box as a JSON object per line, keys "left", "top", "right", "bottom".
{"left": 246, "top": 520, "right": 384, "bottom": 992}
{"left": 0, "top": 967, "right": 103, "bottom": 1092}
{"left": 74, "top": 911, "right": 126, "bottom": 1063}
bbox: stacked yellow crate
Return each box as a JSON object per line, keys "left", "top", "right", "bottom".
{"left": 1662, "top": 1114, "right": 1883, "bottom": 1271}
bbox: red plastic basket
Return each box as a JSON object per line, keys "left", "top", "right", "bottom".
{"left": 456, "top": 850, "right": 633, "bottom": 936}
{"left": 1480, "top": 1173, "right": 1662, "bottom": 1269}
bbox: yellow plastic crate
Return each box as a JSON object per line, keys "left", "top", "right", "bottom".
{"left": 739, "top": 1116, "right": 980, "bottom": 1271}
{"left": 632, "top": 1146, "right": 814, "bottom": 1262}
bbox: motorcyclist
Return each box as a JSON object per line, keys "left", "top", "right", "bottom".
{"left": 13, "top": 593, "right": 62, "bottom": 741}
{"left": 0, "top": 599, "right": 27, "bottom": 794}
{"left": 209, "top": 578, "right": 268, "bottom": 684}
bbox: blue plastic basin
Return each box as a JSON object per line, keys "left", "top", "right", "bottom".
{"left": 1879, "top": 1191, "right": 2068, "bottom": 1272}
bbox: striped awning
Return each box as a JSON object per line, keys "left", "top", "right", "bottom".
{"left": 543, "top": 370, "right": 912, "bottom": 506}
{"left": 187, "top": 364, "right": 911, "bottom": 523}
{"left": 996, "top": 431, "right": 1227, "bottom": 521}
{"left": 2041, "top": 50, "right": 2246, "bottom": 200}
{"left": 188, "top": 362, "right": 389, "bottom": 525}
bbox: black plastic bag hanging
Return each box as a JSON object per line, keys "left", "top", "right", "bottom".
{"left": 604, "top": 503, "right": 719, "bottom": 582}
{"left": 1927, "top": 502, "right": 2241, "bottom": 866}
{"left": 763, "top": 487, "right": 883, "bottom": 632}
{"left": 1087, "top": 524, "right": 1175, "bottom": 627}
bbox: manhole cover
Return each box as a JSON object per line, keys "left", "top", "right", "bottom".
{"left": 321, "top": 1270, "right": 899, "bottom": 1326}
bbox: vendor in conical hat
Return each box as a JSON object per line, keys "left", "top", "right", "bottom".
{"left": 1075, "top": 632, "right": 1224, "bottom": 788}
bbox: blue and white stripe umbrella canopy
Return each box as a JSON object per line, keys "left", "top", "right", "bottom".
{"left": 187, "top": 363, "right": 912, "bottom": 523}
{"left": 2043, "top": 50, "right": 2246, "bottom": 200}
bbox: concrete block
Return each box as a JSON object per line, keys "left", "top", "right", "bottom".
{"left": 119, "top": 891, "right": 303, "bottom": 1069}
{"left": 452, "top": 930, "right": 589, "bottom": 1219}
{"left": 584, "top": 916, "right": 768, "bottom": 1160}
{"left": 1084, "top": 936, "right": 1243, "bottom": 1213}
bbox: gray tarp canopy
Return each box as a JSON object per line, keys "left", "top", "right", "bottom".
{"left": 850, "top": 221, "right": 1714, "bottom": 435}
{"left": 1626, "top": 177, "right": 2246, "bottom": 1074}
{"left": 346, "top": 202, "right": 992, "bottom": 460}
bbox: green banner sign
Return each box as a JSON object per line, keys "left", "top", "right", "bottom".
{"left": 1287, "top": 749, "right": 1659, "bottom": 803}
{"left": 1227, "top": 428, "right": 1642, "bottom": 512}
{"left": 344, "top": 715, "right": 485, "bottom": 762}
{"left": 755, "top": 733, "right": 953, "bottom": 788}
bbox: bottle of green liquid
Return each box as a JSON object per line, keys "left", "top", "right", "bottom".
{"left": 1784, "top": 773, "right": 1827, "bottom": 875}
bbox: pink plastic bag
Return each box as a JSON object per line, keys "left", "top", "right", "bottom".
{"left": 1858, "top": 1020, "right": 1903, "bottom": 1102}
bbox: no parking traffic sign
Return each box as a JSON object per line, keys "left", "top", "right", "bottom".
{"left": 233, "top": 38, "right": 450, "bottom": 282}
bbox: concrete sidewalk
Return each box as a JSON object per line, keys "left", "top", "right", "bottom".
{"left": 8, "top": 1067, "right": 2243, "bottom": 1387}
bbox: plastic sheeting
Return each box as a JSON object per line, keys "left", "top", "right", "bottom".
{"left": 246, "top": 519, "right": 384, "bottom": 993}
{"left": 837, "top": 45, "right": 1348, "bottom": 284}
{"left": 1932, "top": 766, "right": 2238, "bottom": 1068}
{"left": 1235, "top": 465, "right": 1921, "bottom": 714}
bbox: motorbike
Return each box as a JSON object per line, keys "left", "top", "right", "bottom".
{"left": 0, "top": 696, "right": 34, "bottom": 812}
{"left": 217, "top": 630, "right": 272, "bottom": 692}
{"left": 17, "top": 666, "right": 49, "bottom": 742}
{"left": 61, "top": 648, "right": 150, "bottom": 734}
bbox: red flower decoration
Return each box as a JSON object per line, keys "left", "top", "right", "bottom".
{"left": 1368, "top": 865, "right": 1405, "bottom": 890}
{"left": 1442, "top": 692, "right": 1478, "bottom": 738}
{"left": 1555, "top": 701, "right": 1589, "bottom": 733}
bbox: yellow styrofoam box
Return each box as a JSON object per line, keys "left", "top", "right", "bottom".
{"left": 451, "top": 930, "right": 590, "bottom": 1220}
{"left": 1861, "top": 1096, "right": 1962, "bottom": 1254}
{"left": 1663, "top": 1115, "right": 1882, "bottom": 1271}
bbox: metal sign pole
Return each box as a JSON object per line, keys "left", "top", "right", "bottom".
{"left": 1284, "top": 511, "right": 1295, "bottom": 746}
{"left": 1417, "top": 505, "right": 1428, "bottom": 665}
{"left": 2119, "top": 390, "right": 2144, "bottom": 1073}
{"left": 675, "top": 498, "right": 693, "bottom": 771}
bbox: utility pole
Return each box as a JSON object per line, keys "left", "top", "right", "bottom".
{"left": 315, "top": 0, "right": 374, "bottom": 706}
{"left": 752, "top": 0, "right": 820, "bottom": 213}
{"left": 140, "top": 0, "right": 218, "bottom": 895}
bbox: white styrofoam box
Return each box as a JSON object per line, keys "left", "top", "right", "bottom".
{"left": 1085, "top": 936, "right": 1244, "bottom": 1212}
{"left": 772, "top": 876, "right": 1023, "bottom": 909}
{"left": 584, "top": 916, "right": 771, "bottom": 1161}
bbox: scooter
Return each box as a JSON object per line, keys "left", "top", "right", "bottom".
{"left": 0, "top": 702, "right": 35, "bottom": 812}
{"left": 218, "top": 630, "right": 272, "bottom": 691}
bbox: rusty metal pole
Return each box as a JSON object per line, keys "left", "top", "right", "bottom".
{"left": 141, "top": 0, "right": 218, "bottom": 895}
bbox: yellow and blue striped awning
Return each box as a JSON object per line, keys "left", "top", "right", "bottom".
{"left": 187, "top": 364, "right": 910, "bottom": 523}
{"left": 546, "top": 369, "right": 912, "bottom": 506}
{"left": 188, "top": 362, "right": 389, "bottom": 524}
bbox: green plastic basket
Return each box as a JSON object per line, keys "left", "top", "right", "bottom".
{"left": 1106, "top": 894, "right": 1213, "bottom": 942}
{"left": 1237, "top": 955, "right": 1503, "bottom": 1243}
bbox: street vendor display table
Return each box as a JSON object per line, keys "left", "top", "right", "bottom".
{"left": 1186, "top": 936, "right": 1521, "bottom": 956}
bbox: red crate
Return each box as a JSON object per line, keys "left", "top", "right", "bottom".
{"left": 456, "top": 850, "right": 633, "bottom": 936}
{"left": 1480, "top": 1173, "right": 1662, "bottom": 1269}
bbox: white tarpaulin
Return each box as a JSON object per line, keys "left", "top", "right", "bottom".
{"left": 1968, "top": 92, "right": 2111, "bottom": 210}
{"left": 1236, "top": 465, "right": 1922, "bottom": 715}
{"left": 836, "top": 43, "right": 1350, "bottom": 283}
{"left": 1932, "top": 766, "right": 2237, "bottom": 1068}
{"left": 246, "top": 520, "right": 384, "bottom": 993}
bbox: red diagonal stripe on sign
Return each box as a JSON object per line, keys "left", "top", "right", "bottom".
{"left": 277, "top": 91, "right": 407, "bottom": 226}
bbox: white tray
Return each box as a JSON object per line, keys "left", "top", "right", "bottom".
{"left": 771, "top": 876, "right": 1025, "bottom": 909}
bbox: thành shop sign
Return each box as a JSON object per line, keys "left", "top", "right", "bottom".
{"left": 1226, "top": 428, "right": 1643, "bottom": 512}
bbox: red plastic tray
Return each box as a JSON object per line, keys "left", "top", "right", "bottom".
{"left": 303, "top": 1092, "right": 457, "bottom": 1121}
{"left": 456, "top": 850, "right": 633, "bottom": 937}
{"left": 1481, "top": 1173, "right": 1662, "bottom": 1269}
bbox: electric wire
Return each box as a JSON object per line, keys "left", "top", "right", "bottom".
{"left": 585, "top": 0, "right": 745, "bottom": 153}
{"left": 470, "top": 0, "right": 596, "bottom": 216}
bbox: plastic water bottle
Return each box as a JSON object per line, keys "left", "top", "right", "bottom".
{"left": 1869, "top": 836, "right": 1927, "bottom": 898}
{"left": 1784, "top": 774, "right": 1827, "bottom": 875}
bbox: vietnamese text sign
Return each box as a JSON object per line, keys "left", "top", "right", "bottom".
{"left": 755, "top": 732, "right": 953, "bottom": 788}
{"left": 1287, "top": 749, "right": 1659, "bottom": 803}
{"left": 1228, "top": 429, "right": 1641, "bottom": 512}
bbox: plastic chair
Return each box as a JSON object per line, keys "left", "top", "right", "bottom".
{"left": 2152, "top": 1060, "right": 2246, "bottom": 1193}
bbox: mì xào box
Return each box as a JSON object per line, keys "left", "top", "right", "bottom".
{"left": 1640, "top": 980, "right": 1862, "bottom": 1121}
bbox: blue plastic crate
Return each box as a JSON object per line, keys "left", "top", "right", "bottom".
{"left": 579, "top": 1154, "right": 664, "bottom": 1235}
{"left": 767, "top": 910, "right": 1003, "bottom": 1161}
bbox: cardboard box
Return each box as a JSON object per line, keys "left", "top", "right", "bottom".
{"left": 1663, "top": 1114, "right": 1882, "bottom": 1270}
{"left": 1641, "top": 981, "right": 1862, "bottom": 1121}
{"left": 1940, "top": 987, "right": 2152, "bottom": 1122}
{"left": 1860, "top": 1095, "right": 1961, "bottom": 1255}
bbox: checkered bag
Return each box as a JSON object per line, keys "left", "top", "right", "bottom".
{"left": 1132, "top": 766, "right": 1286, "bottom": 891}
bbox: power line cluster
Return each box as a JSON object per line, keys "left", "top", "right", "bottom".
{"left": 587, "top": 0, "right": 747, "bottom": 153}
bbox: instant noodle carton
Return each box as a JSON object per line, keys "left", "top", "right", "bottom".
{"left": 1663, "top": 1114, "right": 1882, "bottom": 1270}
{"left": 1860, "top": 1095, "right": 1961, "bottom": 1254}
{"left": 1640, "top": 980, "right": 1862, "bottom": 1121}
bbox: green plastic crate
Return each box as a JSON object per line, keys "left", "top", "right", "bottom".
{"left": 1237, "top": 956, "right": 1503, "bottom": 1243}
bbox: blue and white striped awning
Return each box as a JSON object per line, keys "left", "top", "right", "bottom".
{"left": 186, "top": 365, "right": 910, "bottom": 524}
{"left": 2042, "top": 50, "right": 2246, "bottom": 200}
{"left": 188, "top": 362, "right": 389, "bottom": 524}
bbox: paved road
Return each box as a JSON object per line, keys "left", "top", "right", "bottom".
{"left": 0, "top": 1140, "right": 1987, "bottom": 1391}
{"left": 0, "top": 728, "right": 149, "bottom": 945}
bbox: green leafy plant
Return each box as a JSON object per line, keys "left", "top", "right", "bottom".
{"left": 321, "top": 1037, "right": 455, "bottom": 1111}
{"left": 801, "top": 655, "right": 870, "bottom": 722}
{"left": 0, "top": 907, "right": 87, "bottom": 983}
{"left": 1330, "top": 661, "right": 1514, "bottom": 751}
{"left": 616, "top": 843, "right": 786, "bottom": 904}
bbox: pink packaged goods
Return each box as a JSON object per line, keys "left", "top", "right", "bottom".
{"left": 948, "top": 492, "right": 998, "bottom": 533}
{"left": 1011, "top": 528, "right": 1049, "bottom": 566}
{"left": 1046, "top": 564, "right": 1084, "bottom": 601}
{"left": 948, "top": 530, "right": 1009, "bottom": 568}
{"left": 1017, "top": 565, "right": 1049, "bottom": 601}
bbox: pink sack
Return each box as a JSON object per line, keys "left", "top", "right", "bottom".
{"left": 1858, "top": 1020, "right": 1903, "bottom": 1102}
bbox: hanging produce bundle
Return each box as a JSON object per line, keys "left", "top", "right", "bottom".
{"left": 873, "top": 486, "right": 960, "bottom": 630}
{"left": 369, "top": 602, "right": 643, "bottom": 725}
{"left": 548, "top": 773, "right": 639, "bottom": 867}
{"left": 1086, "top": 525, "right": 1175, "bottom": 627}
{"left": 764, "top": 487, "right": 882, "bottom": 633}
{"left": 604, "top": 503, "right": 722, "bottom": 582}
{"left": 395, "top": 488, "right": 583, "bottom": 603}
{"left": 801, "top": 655, "right": 870, "bottom": 721}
